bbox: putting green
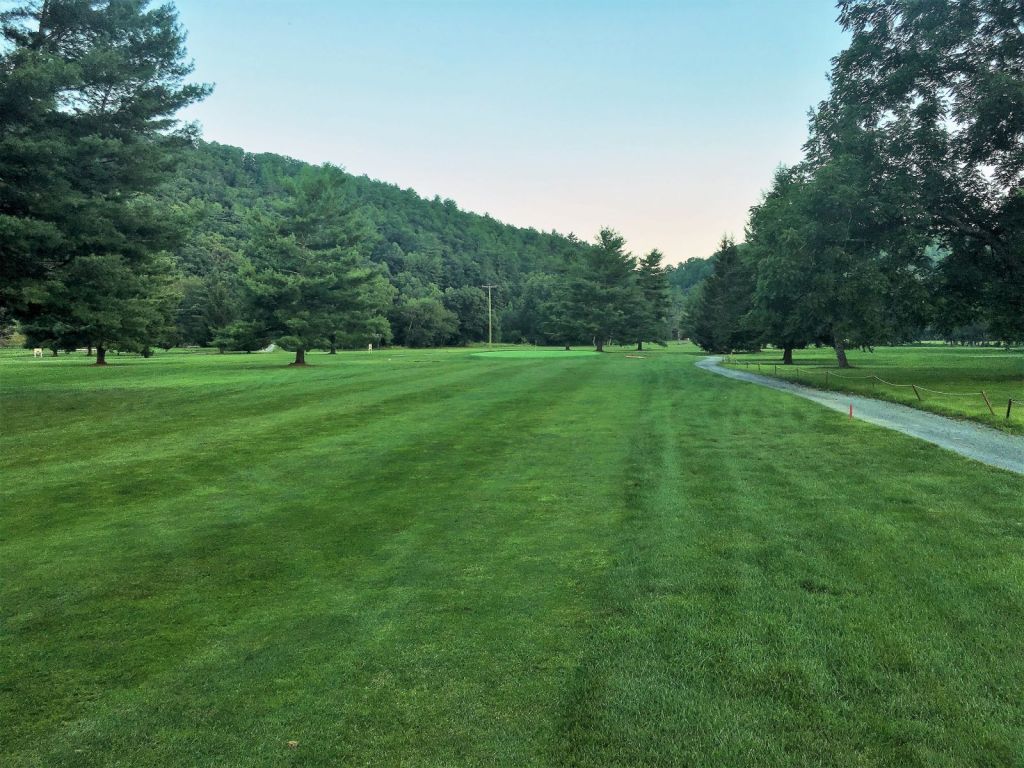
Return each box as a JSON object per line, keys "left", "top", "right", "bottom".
{"left": 472, "top": 348, "right": 599, "bottom": 359}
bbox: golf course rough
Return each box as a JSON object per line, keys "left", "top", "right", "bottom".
{"left": 1, "top": 344, "right": 1022, "bottom": 767}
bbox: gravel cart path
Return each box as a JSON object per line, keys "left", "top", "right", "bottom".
{"left": 697, "top": 356, "right": 1024, "bottom": 475}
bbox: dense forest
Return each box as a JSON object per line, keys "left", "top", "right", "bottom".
{"left": 686, "top": 0, "right": 1024, "bottom": 364}
{"left": 158, "top": 141, "right": 683, "bottom": 353}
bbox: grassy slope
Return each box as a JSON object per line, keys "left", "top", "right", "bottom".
{"left": 723, "top": 345, "right": 1024, "bottom": 435}
{"left": 1, "top": 345, "right": 1022, "bottom": 767}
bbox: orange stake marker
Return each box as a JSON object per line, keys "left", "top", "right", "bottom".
{"left": 849, "top": 403, "right": 853, "bottom": 420}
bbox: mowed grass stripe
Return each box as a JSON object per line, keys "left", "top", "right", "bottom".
{"left": 1, "top": 346, "right": 1022, "bottom": 767}
{"left": 0, "top": 355, "right": 578, "bottom": 537}
{"left": 0, "top": 352, "right": 504, "bottom": 475}
{"left": 2, "top": 355, "right": 599, "bottom": 605}
{"left": 3, "top": 353, "right": 628, "bottom": 764}
{"left": 224, "top": 355, "right": 640, "bottom": 764}
{"left": 551, "top": 359, "right": 1023, "bottom": 766}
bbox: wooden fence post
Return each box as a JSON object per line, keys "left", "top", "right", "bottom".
{"left": 1008, "top": 399, "right": 1014, "bottom": 420}
{"left": 911, "top": 384, "right": 922, "bottom": 401}
{"left": 981, "top": 390, "right": 995, "bottom": 417}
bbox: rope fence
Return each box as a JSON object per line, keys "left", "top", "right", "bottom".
{"left": 724, "top": 357, "right": 1021, "bottom": 421}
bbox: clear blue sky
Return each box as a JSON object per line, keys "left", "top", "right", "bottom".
{"left": 174, "top": 0, "right": 848, "bottom": 263}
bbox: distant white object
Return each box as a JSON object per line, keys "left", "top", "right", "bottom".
{"left": 260, "top": 343, "right": 277, "bottom": 353}
{"left": 32, "top": 347, "right": 43, "bottom": 358}
{"left": 368, "top": 343, "right": 373, "bottom": 352}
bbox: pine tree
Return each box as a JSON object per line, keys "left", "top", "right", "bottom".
{"left": 0, "top": 0, "right": 210, "bottom": 361}
{"left": 245, "top": 166, "right": 390, "bottom": 365}
{"left": 632, "top": 249, "right": 671, "bottom": 351}
{"left": 687, "top": 237, "right": 759, "bottom": 354}
{"left": 554, "top": 229, "right": 638, "bottom": 352}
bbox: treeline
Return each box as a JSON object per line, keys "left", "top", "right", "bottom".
{"left": 1, "top": 2, "right": 677, "bottom": 363}
{"left": 687, "top": 1, "right": 1023, "bottom": 365}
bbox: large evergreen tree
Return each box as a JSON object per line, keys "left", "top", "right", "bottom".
{"left": 0, "top": 0, "right": 210, "bottom": 361}
{"left": 244, "top": 166, "right": 389, "bottom": 365}
{"left": 631, "top": 249, "right": 671, "bottom": 351}
{"left": 552, "top": 229, "right": 638, "bottom": 352}
{"left": 687, "top": 237, "right": 759, "bottom": 354}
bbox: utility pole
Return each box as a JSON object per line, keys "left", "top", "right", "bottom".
{"left": 482, "top": 285, "right": 497, "bottom": 346}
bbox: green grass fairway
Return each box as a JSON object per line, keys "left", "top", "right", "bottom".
{"left": 2, "top": 345, "right": 1022, "bottom": 767}
{"left": 724, "top": 345, "right": 1024, "bottom": 434}
{"left": 472, "top": 347, "right": 601, "bottom": 358}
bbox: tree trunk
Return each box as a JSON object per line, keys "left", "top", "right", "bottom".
{"left": 329, "top": 342, "right": 337, "bottom": 354}
{"left": 95, "top": 345, "right": 107, "bottom": 365}
{"left": 292, "top": 348, "right": 306, "bottom": 366}
{"left": 834, "top": 340, "right": 850, "bottom": 369}
{"left": 637, "top": 340, "right": 643, "bottom": 351}
{"left": 595, "top": 339, "right": 605, "bottom": 353}
{"left": 50, "top": 347, "right": 58, "bottom": 357}
{"left": 782, "top": 345, "right": 794, "bottom": 365}
{"left": 86, "top": 345, "right": 92, "bottom": 355}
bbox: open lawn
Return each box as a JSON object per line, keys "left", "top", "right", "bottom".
{"left": 1, "top": 344, "right": 1022, "bottom": 767}
{"left": 724, "top": 345, "right": 1024, "bottom": 435}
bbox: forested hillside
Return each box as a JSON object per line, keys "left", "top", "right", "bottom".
{"left": 162, "top": 141, "right": 603, "bottom": 349}
{"left": 147, "top": 141, "right": 687, "bottom": 353}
